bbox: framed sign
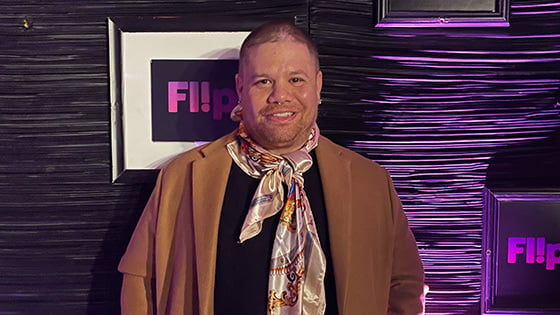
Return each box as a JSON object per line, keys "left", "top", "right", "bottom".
{"left": 374, "top": 0, "right": 510, "bottom": 27}
{"left": 482, "top": 188, "right": 560, "bottom": 314}
{"left": 108, "top": 16, "right": 264, "bottom": 183}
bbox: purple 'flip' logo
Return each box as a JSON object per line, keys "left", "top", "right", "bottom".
{"left": 507, "top": 237, "right": 560, "bottom": 270}
{"left": 151, "top": 59, "right": 239, "bottom": 141}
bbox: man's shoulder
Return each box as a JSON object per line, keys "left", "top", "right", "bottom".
{"left": 318, "top": 135, "right": 384, "bottom": 170}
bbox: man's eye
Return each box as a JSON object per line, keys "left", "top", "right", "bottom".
{"left": 256, "top": 79, "right": 271, "bottom": 85}
{"left": 290, "top": 77, "right": 304, "bottom": 84}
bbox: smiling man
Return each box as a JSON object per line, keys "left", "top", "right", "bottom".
{"left": 234, "top": 32, "right": 322, "bottom": 154}
{"left": 119, "top": 20, "right": 425, "bottom": 315}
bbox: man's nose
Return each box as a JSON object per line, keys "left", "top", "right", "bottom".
{"left": 268, "top": 81, "right": 291, "bottom": 104}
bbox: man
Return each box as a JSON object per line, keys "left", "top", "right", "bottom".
{"left": 119, "top": 20, "right": 425, "bottom": 315}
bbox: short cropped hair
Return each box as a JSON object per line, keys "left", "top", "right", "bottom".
{"left": 238, "top": 19, "right": 320, "bottom": 72}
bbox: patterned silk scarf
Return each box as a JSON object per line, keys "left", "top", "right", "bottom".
{"left": 226, "top": 123, "right": 327, "bottom": 315}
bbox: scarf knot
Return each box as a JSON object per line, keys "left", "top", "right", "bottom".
{"left": 227, "top": 123, "right": 327, "bottom": 315}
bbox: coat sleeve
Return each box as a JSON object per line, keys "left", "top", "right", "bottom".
{"left": 118, "top": 171, "right": 164, "bottom": 314}
{"left": 385, "top": 170, "right": 426, "bottom": 315}
{"left": 120, "top": 274, "right": 155, "bottom": 315}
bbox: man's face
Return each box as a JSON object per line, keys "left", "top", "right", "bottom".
{"left": 235, "top": 40, "right": 322, "bottom": 154}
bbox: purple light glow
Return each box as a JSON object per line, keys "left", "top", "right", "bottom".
{"left": 512, "top": 10, "right": 560, "bottom": 15}
{"left": 371, "top": 55, "right": 560, "bottom": 63}
{"left": 375, "top": 22, "right": 510, "bottom": 28}
{"left": 367, "top": 77, "right": 560, "bottom": 84}
{"left": 387, "top": 33, "right": 560, "bottom": 40}
{"left": 399, "top": 62, "right": 502, "bottom": 69}
{"left": 511, "top": 2, "right": 560, "bottom": 8}
{"left": 419, "top": 49, "right": 560, "bottom": 55}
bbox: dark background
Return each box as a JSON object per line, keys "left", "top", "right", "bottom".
{"left": 1, "top": 0, "right": 559, "bottom": 314}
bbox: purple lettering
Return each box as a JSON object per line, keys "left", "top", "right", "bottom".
{"left": 212, "top": 88, "right": 237, "bottom": 120}
{"left": 168, "top": 81, "right": 188, "bottom": 113}
{"left": 507, "top": 237, "right": 560, "bottom": 271}
{"left": 166, "top": 81, "right": 237, "bottom": 119}
{"left": 526, "top": 237, "right": 535, "bottom": 263}
{"left": 536, "top": 237, "right": 546, "bottom": 264}
{"left": 189, "top": 81, "right": 199, "bottom": 112}
{"left": 201, "top": 81, "right": 211, "bottom": 113}
{"left": 508, "top": 237, "right": 526, "bottom": 264}
{"left": 545, "top": 243, "right": 560, "bottom": 270}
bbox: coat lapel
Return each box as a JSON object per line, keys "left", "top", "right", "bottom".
{"left": 191, "top": 135, "right": 234, "bottom": 315}
{"left": 315, "top": 136, "right": 353, "bottom": 315}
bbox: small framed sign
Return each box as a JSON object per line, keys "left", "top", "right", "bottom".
{"left": 482, "top": 188, "right": 560, "bottom": 314}
{"left": 108, "top": 16, "right": 261, "bottom": 183}
{"left": 374, "top": 0, "right": 510, "bottom": 27}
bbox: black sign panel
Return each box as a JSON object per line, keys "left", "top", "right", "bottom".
{"left": 483, "top": 190, "right": 560, "bottom": 314}
{"left": 151, "top": 59, "right": 239, "bottom": 141}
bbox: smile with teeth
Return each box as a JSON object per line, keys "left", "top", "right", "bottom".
{"left": 271, "top": 112, "right": 294, "bottom": 117}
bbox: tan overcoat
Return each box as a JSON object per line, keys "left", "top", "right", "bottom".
{"left": 119, "top": 131, "right": 425, "bottom": 315}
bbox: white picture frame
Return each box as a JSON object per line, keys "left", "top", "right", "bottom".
{"left": 108, "top": 16, "right": 253, "bottom": 183}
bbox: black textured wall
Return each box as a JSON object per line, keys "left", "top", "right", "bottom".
{"left": 1, "top": 1, "right": 559, "bottom": 314}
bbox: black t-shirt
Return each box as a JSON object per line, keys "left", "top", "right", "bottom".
{"left": 214, "top": 151, "right": 338, "bottom": 315}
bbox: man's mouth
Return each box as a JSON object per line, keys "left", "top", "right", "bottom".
{"left": 271, "top": 112, "right": 294, "bottom": 117}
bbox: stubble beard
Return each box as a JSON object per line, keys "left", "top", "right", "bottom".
{"left": 251, "top": 120, "right": 313, "bottom": 153}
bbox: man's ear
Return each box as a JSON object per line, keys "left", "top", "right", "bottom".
{"left": 316, "top": 70, "right": 323, "bottom": 100}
